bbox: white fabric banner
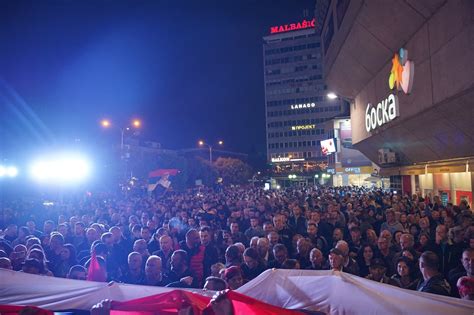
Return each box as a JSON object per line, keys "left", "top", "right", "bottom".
{"left": 237, "top": 269, "right": 474, "bottom": 315}
{"left": 1, "top": 268, "right": 473, "bottom": 314}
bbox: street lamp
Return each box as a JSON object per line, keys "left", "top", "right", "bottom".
{"left": 327, "top": 92, "right": 338, "bottom": 100}
{"left": 198, "top": 140, "right": 223, "bottom": 164}
{"left": 100, "top": 118, "right": 141, "bottom": 152}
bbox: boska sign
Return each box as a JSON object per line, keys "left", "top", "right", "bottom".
{"left": 365, "top": 48, "right": 414, "bottom": 132}
{"left": 365, "top": 94, "right": 399, "bottom": 132}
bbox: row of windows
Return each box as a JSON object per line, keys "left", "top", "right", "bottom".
{"left": 268, "top": 119, "right": 326, "bottom": 128}
{"left": 266, "top": 85, "right": 324, "bottom": 96}
{"left": 267, "top": 106, "right": 341, "bottom": 117}
{"left": 265, "top": 53, "right": 320, "bottom": 66}
{"left": 266, "top": 76, "right": 324, "bottom": 88}
{"left": 267, "top": 97, "right": 324, "bottom": 108}
{"left": 266, "top": 64, "right": 318, "bottom": 76}
{"left": 268, "top": 140, "right": 321, "bottom": 149}
{"left": 265, "top": 42, "right": 320, "bottom": 56}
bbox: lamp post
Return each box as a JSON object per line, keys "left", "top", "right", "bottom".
{"left": 198, "top": 140, "right": 223, "bottom": 164}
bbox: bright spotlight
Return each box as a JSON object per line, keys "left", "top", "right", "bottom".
{"left": 30, "top": 153, "right": 92, "bottom": 184}
{"left": 0, "top": 166, "right": 5, "bottom": 177}
{"left": 327, "top": 92, "right": 338, "bottom": 100}
{"left": 6, "top": 166, "right": 18, "bottom": 177}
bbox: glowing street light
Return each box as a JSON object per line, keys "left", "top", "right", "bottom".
{"left": 198, "top": 140, "right": 223, "bottom": 164}
{"left": 132, "top": 119, "right": 141, "bottom": 128}
{"left": 101, "top": 119, "right": 111, "bottom": 128}
{"left": 327, "top": 92, "right": 338, "bottom": 100}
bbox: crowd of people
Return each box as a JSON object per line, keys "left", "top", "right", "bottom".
{"left": 0, "top": 185, "right": 473, "bottom": 300}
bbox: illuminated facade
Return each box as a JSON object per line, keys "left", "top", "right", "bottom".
{"left": 263, "top": 18, "right": 347, "bottom": 184}
{"left": 321, "top": 0, "right": 474, "bottom": 203}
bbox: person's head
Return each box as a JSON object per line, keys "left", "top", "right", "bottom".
{"left": 335, "top": 240, "right": 349, "bottom": 258}
{"left": 386, "top": 209, "right": 395, "bottom": 223}
{"left": 435, "top": 224, "right": 448, "bottom": 243}
{"left": 225, "top": 245, "right": 241, "bottom": 264}
{"left": 25, "top": 237, "right": 41, "bottom": 250}
{"left": 361, "top": 244, "right": 375, "bottom": 262}
{"left": 267, "top": 231, "right": 279, "bottom": 245}
{"left": 145, "top": 255, "right": 162, "bottom": 279}
{"left": 159, "top": 235, "right": 172, "bottom": 252}
{"left": 133, "top": 239, "right": 148, "bottom": 255}
{"left": 369, "top": 258, "right": 387, "bottom": 281}
{"left": 397, "top": 257, "right": 413, "bottom": 278}
{"left": 310, "top": 248, "right": 323, "bottom": 267}
{"left": 210, "top": 262, "right": 225, "bottom": 278}
{"left": 27, "top": 248, "right": 46, "bottom": 262}
{"left": 457, "top": 276, "right": 474, "bottom": 300}
{"left": 230, "top": 222, "right": 240, "bottom": 234}
{"left": 257, "top": 237, "right": 270, "bottom": 258}
{"left": 380, "top": 230, "right": 392, "bottom": 241}
{"left": 377, "top": 237, "right": 390, "bottom": 251}
{"left": 281, "top": 259, "right": 300, "bottom": 269}
{"left": 86, "top": 228, "right": 99, "bottom": 243}
{"left": 67, "top": 265, "right": 87, "bottom": 280}
{"left": 141, "top": 226, "right": 151, "bottom": 241}
{"left": 366, "top": 229, "right": 377, "bottom": 244}
{"left": 22, "top": 258, "right": 43, "bottom": 275}
{"left": 199, "top": 227, "right": 212, "bottom": 246}
{"left": 127, "top": 252, "right": 143, "bottom": 271}
{"left": 223, "top": 266, "right": 243, "bottom": 290}
{"left": 170, "top": 250, "right": 188, "bottom": 272}
{"left": 101, "top": 232, "right": 114, "bottom": 249}
{"left": 329, "top": 248, "right": 344, "bottom": 271}
{"left": 0, "top": 257, "right": 12, "bottom": 270}
{"left": 297, "top": 238, "right": 311, "bottom": 255}
{"left": 60, "top": 244, "right": 76, "bottom": 264}
{"left": 307, "top": 223, "right": 318, "bottom": 237}
{"left": 250, "top": 217, "right": 259, "bottom": 228}
{"left": 400, "top": 233, "right": 414, "bottom": 250}
{"left": 49, "top": 233, "right": 64, "bottom": 251}
{"left": 186, "top": 229, "right": 200, "bottom": 248}
{"left": 462, "top": 248, "right": 474, "bottom": 276}
{"left": 263, "top": 222, "right": 274, "bottom": 234}
{"left": 249, "top": 236, "right": 259, "bottom": 249}
{"left": 243, "top": 247, "right": 260, "bottom": 270}
{"left": 43, "top": 221, "right": 54, "bottom": 235}
{"left": 273, "top": 215, "right": 284, "bottom": 231}
{"left": 419, "top": 251, "right": 440, "bottom": 279}
{"left": 332, "top": 228, "right": 343, "bottom": 242}
{"left": 418, "top": 233, "right": 430, "bottom": 247}
{"left": 204, "top": 276, "right": 227, "bottom": 291}
{"left": 350, "top": 227, "right": 361, "bottom": 242}
{"left": 273, "top": 244, "right": 288, "bottom": 264}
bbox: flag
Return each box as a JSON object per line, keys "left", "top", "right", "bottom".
{"left": 148, "top": 169, "right": 178, "bottom": 192}
{"left": 87, "top": 252, "right": 107, "bottom": 282}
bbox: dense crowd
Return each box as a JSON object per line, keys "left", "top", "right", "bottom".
{"left": 0, "top": 186, "right": 473, "bottom": 300}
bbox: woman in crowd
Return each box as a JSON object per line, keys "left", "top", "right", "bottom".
{"left": 357, "top": 244, "right": 376, "bottom": 278}
{"left": 241, "top": 247, "right": 266, "bottom": 282}
{"left": 390, "top": 257, "right": 419, "bottom": 290}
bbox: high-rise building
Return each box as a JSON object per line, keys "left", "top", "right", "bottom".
{"left": 263, "top": 17, "right": 347, "bottom": 185}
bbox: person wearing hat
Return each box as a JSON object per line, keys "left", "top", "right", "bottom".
{"left": 366, "top": 258, "right": 396, "bottom": 285}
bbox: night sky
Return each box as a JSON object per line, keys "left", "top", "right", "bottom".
{"left": 0, "top": 0, "right": 315, "bottom": 159}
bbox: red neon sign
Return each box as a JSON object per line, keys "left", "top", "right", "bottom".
{"left": 270, "top": 19, "right": 316, "bottom": 34}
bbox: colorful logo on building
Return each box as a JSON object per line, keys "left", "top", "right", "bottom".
{"left": 270, "top": 19, "right": 316, "bottom": 34}
{"left": 388, "top": 48, "right": 414, "bottom": 94}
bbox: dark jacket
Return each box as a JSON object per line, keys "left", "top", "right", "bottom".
{"left": 417, "top": 274, "right": 451, "bottom": 296}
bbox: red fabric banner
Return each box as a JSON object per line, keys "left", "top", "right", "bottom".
{"left": 87, "top": 252, "right": 106, "bottom": 282}
{"left": 0, "top": 304, "right": 53, "bottom": 315}
{"left": 148, "top": 169, "right": 179, "bottom": 178}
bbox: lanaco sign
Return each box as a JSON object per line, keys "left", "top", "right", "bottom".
{"left": 365, "top": 48, "right": 414, "bottom": 133}
{"left": 270, "top": 19, "right": 316, "bottom": 34}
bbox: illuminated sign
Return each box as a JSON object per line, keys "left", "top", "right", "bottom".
{"left": 365, "top": 94, "right": 399, "bottom": 132}
{"left": 321, "top": 138, "right": 336, "bottom": 155}
{"left": 271, "top": 157, "right": 290, "bottom": 163}
{"left": 365, "top": 48, "right": 414, "bottom": 133}
{"left": 271, "top": 157, "right": 306, "bottom": 163}
{"left": 291, "top": 124, "right": 316, "bottom": 131}
{"left": 290, "top": 103, "right": 316, "bottom": 110}
{"left": 389, "top": 48, "right": 414, "bottom": 94}
{"left": 270, "top": 19, "right": 316, "bottom": 34}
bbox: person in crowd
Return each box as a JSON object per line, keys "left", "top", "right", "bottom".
{"left": 328, "top": 248, "right": 344, "bottom": 272}
{"left": 391, "top": 257, "right": 419, "bottom": 290}
{"left": 380, "top": 209, "right": 404, "bottom": 236}
{"left": 357, "top": 244, "right": 376, "bottom": 278}
{"left": 54, "top": 243, "right": 77, "bottom": 277}
{"left": 166, "top": 249, "right": 197, "bottom": 288}
{"left": 448, "top": 248, "right": 474, "bottom": 297}
{"left": 335, "top": 240, "right": 359, "bottom": 276}
{"left": 121, "top": 252, "right": 144, "bottom": 284}
{"left": 366, "top": 258, "right": 395, "bottom": 285}
{"left": 294, "top": 238, "right": 312, "bottom": 269}
{"left": 203, "top": 276, "right": 227, "bottom": 291}
{"left": 306, "top": 222, "right": 328, "bottom": 255}
{"left": 244, "top": 217, "right": 264, "bottom": 240}
{"left": 225, "top": 244, "right": 242, "bottom": 268}
{"left": 67, "top": 265, "right": 87, "bottom": 280}
{"left": 0, "top": 257, "right": 13, "bottom": 270}
{"left": 307, "top": 248, "right": 328, "bottom": 270}
{"left": 457, "top": 276, "right": 474, "bottom": 300}
{"left": 210, "top": 262, "right": 225, "bottom": 278}
{"left": 142, "top": 255, "right": 168, "bottom": 286}
{"left": 153, "top": 235, "right": 173, "bottom": 272}
{"left": 21, "top": 258, "right": 43, "bottom": 275}
{"left": 257, "top": 237, "right": 271, "bottom": 264}
{"left": 268, "top": 243, "right": 288, "bottom": 269}
{"left": 199, "top": 226, "right": 219, "bottom": 279}
{"left": 417, "top": 251, "right": 451, "bottom": 296}
{"left": 241, "top": 247, "right": 266, "bottom": 281}
{"left": 223, "top": 266, "right": 244, "bottom": 290}
{"left": 230, "top": 222, "right": 247, "bottom": 245}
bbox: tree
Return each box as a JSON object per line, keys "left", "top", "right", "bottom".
{"left": 214, "top": 157, "right": 253, "bottom": 185}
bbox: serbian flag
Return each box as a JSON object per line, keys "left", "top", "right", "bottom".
{"left": 148, "top": 169, "right": 179, "bottom": 192}
{"left": 87, "top": 252, "right": 107, "bottom": 282}
{"left": 110, "top": 289, "right": 306, "bottom": 315}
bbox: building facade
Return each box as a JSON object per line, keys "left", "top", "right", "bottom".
{"left": 263, "top": 18, "right": 347, "bottom": 186}
{"left": 320, "top": 0, "right": 474, "bottom": 204}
